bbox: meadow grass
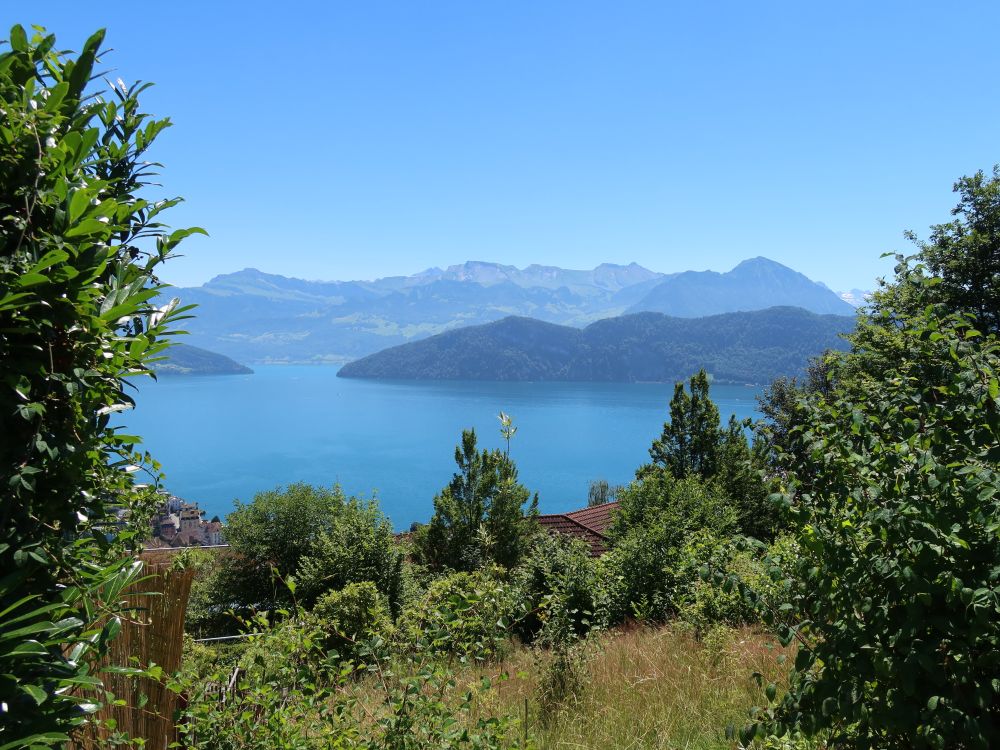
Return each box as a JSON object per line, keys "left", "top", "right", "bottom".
{"left": 477, "top": 624, "right": 788, "bottom": 750}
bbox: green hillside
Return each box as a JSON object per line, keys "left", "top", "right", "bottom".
{"left": 337, "top": 306, "right": 854, "bottom": 384}
{"left": 158, "top": 344, "right": 254, "bottom": 376}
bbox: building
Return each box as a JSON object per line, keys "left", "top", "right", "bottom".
{"left": 537, "top": 501, "right": 619, "bottom": 557}
{"left": 148, "top": 494, "right": 225, "bottom": 548}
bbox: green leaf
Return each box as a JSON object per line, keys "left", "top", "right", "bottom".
{"left": 21, "top": 683, "right": 47, "bottom": 706}
{"left": 9, "top": 24, "right": 28, "bottom": 52}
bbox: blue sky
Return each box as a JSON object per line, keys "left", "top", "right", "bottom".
{"left": 10, "top": 1, "right": 1000, "bottom": 291}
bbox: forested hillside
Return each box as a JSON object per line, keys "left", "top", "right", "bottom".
{"left": 158, "top": 344, "right": 253, "bottom": 375}
{"left": 338, "top": 306, "right": 854, "bottom": 383}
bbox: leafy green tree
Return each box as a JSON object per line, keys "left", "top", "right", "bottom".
{"left": 831, "top": 167, "right": 1000, "bottom": 401}
{"left": 0, "top": 26, "right": 201, "bottom": 747}
{"left": 750, "top": 311, "right": 1000, "bottom": 748}
{"left": 211, "top": 483, "right": 403, "bottom": 621}
{"left": 419, "top": 425, "right": 537, "bottom": 572}
{"left": 876, "top": 166, "right": 1000, "bottom": 333}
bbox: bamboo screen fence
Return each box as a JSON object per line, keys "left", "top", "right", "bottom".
{"left": 70, "top": 560, "right": 195, "bottom": 750}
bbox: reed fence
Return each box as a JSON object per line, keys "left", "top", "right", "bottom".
{"left": 69, "top": 560, "right": 194, "bottom": 750}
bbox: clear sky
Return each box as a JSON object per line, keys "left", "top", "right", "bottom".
{"left": 9, "top": 1, "right": 1000, "bottom": 292}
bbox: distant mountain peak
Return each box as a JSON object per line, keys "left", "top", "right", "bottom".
{"left": 627, "top": 257, "right": 854, "bottom": 317}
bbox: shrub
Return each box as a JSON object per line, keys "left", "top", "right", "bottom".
{"left": 399, "top": 568, "right": 516, "bottom": 662}
{"left": 311, "top": 581, "right": 393, "bottom": 658}
{"left": 601, "top": 474, "right": 737, "bottom": 625}
{"left": 514, "top": 533, "right": 602, "bottom": 642}
{"left": 207, "top": 484, "right": 403, "bottom": 618}
{"left": 0, "top": 25, "right": 201, "bottom": 746}
{"left": 749, "top": 312, "right": 1000, "bottom": 747}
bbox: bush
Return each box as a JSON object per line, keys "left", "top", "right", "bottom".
{"left": 399, "top": 568, "right": 516, "bottom": 662}
{"left": 311, "top": 581, "right": 393, "bottom": 658}
{"left": 514, "top": 533, "right": 602, "bottom": 642}
{"left": 673, "top": 532, "right": 768, "bottom": 632}
{"left": 751, "top": 312, "right": 1000, "bottom": 747}
{"left": 601, "top": 474, "right": 737, "bottom": 625}
{"left": 207, "top": 484, "right": 403, "bottom": 618}
{"left": 0, "top": 25, "right": 201, "bottom": 746}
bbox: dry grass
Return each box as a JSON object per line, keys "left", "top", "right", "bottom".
{"left": 476, "top": 624, "right": 787, "bottom": 750}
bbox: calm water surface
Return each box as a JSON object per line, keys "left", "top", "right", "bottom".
{"left": 121, "top": 367, "right": 762, "bottom": 529}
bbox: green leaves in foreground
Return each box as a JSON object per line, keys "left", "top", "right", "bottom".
{"left": 756, "top": 311, "right": 1000, "bottom": 748}
{"left": 1, "top": 24, "right": 201, "bottom": 748}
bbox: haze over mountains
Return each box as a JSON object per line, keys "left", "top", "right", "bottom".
{"left": 168, "top": 257, "right": 856, "bottom": 366}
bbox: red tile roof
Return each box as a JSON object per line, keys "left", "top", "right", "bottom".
{"left": 537, "top": 501, "right": 619, "bottom": 557}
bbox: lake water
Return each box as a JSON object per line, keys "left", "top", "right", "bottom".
{"left": 120, "top": 367, "right": 762, "bottom": 529}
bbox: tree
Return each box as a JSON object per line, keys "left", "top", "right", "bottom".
{"left": 875, "top": 166, "right": 1000, "bottom": 333}
{"left": 418, "top": 423, "right": 537, "bottom": 572}
{"left": 649, "top": 370, "right": 721, "bottom": 478}
{"left": 751, "top": 312, "right": 1000, "bottom": 748}
{"left": 645, "top": 369, "right": 777, "bottom": 538}
{"left": 0, "top": 25, "right": 201, "bottom": 747}
{"left": 587, "top": 478, "right": 620, "bottom": 507}
{"left": 207, "top": 483, "right": 403, "bottom": 622}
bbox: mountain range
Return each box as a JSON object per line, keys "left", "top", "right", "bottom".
{"left": 167, "top": 257, "right": 856, "bottom": 365}
{"left": 337, "top": 307, "right": 855, "bottom": 384}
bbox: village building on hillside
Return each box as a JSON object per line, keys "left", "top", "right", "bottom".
{"left": 537, "top": 500, "right": 618, "bottom": 557}
{"left": 147, "top": 494, "right": 225, "bottom": 548}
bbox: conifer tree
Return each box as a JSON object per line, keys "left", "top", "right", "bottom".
{"left": 420, "top": 423, "right": 537, "bottom": 571}
{"left": 649, "top": 369, "right": 722, "bottom": 478}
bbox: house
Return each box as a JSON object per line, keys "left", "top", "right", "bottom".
{"left": 148, "top": 494, "right": 225, "bottom": 547}
{"left": 537, "top": 501, "right": 619, "bottom": 557}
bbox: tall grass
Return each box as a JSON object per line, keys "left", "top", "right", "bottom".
{"left": 482, "top": 624, "right": 786, "bottom": 750}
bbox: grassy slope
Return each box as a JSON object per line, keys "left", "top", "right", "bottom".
{"left": 476, "top": 625, "right": 787, "bottom": 749}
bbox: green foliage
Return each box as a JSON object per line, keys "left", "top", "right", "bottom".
{"left": 872, "top": 166, "right": 1000, "bottom": 334}
{"left": 399, "top": 569, "right": 516, "bottom": 662}
{"left": 649, "top": 370, "right": 722, "bottom": 477}
{"left": 175, "top": 603, "right": 529, "bottom": 750}
{"left": 295, "top": 502, "right": 404, "bottom": 615}
{"left": 178, "top": 548, "right": 234, "bottom": 639}
{"left": 751, "top": 312, "right": 1000, "bottom": 748}
{"left": 213, "top": 483, "right": 403, "bottom": 621}
{"left": 603, "top": 475, "right": 737, "bottom": 625}
{"left": 673, "top": 532, "right": 784, "bottom": 632}
{"left": 312, "top": 581, "right": 393, "bottom": 658}
{"left": 644, "top": 370, "right": 778, "bottom": 539}
{"left": 419, "top": 427, "right": 538, "bottom": 572}
{"left": 514, "top": 534, "right": 601, "bottom": 642}
{"left": 0, "top": 25, "right": 201, "bottom": 747}
{"left": 611, "top": 471, "right": 737, "bottom": 543}
{"left": 174, "top": 615, "right": 349, "bottom": 750}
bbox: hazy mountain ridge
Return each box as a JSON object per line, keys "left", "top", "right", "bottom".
{"left": 169, "top": 259, "right": 856, "bottom": 365}
{"left": 337, "top": 307, "right": 855, "bottom": 384}
{"left": 627, "top": 257, "right": 854, "bottom": 317}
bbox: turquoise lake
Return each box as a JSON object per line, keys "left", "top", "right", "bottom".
{"left": 121, "top": 367, "right": 763, "bottom": 529}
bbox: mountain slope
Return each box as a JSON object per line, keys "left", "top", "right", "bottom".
{"left": 168, "top": 258, "right": 852, "bottom": 365}
{"left": 337, "top": 306, "right": 854, "bottom": 384}
{"left": 157, "top": 344, "right": 253, "bottom": 375}
{"left": 628, "top": 257, "right": 855, "bottom": 317}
